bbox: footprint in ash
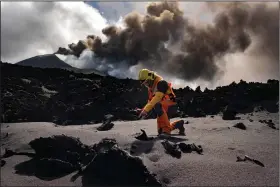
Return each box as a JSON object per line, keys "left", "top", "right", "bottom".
{"left": 148, "top": 154, "right": 161, "bottom": 162}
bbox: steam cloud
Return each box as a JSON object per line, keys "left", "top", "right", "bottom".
{"left": 58, "top": 1, "right": 279, "bottom": 85}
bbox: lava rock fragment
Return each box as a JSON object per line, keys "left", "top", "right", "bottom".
{"left": 134, "top": 129, "right": 154, "bottom": 141}
{"left": 161, "top": 140, "right": 181, "bottom": 159}
{"left": 80, "top": 138, "right": 162, "bottom": 186}
{"left": 177, "top": 143, "right": 203, "bottom": 154}
{"left": 97, "top": 114, "right": 115, "bottom": 131}
{"left": 29, "top": 135, "right": 93, "bottom": 166}
{"left": 233, "top": 122, "right": 247, "bottom": 130}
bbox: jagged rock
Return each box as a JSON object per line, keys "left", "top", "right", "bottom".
{"left": 28, "top": 135, "right": 93, "bottom": 166}
{"left": 233, "top": 122, "right": 247, "bottom": 130}
{"left": 97, "top": 114, "right": 115, "bottom": 131}
{"left": 91, "top": 138, "right": 118, "bottom": 153}
{"left": 177, "top": 143, "right": 203, "bottom": 154}
{"left": 80, "top": 139, "right": 162, "bottom": 186}
{"left": 161, "top": 140, "right": 181, "bottom": 159}
{"left": 134, "top": 129, "right": 154, "bottom": 141}
{"left": 9, "top": 135, "right": 161, "bottom": 186}
{"left": 1, "top": 62, "right": 279, "bottom": 125}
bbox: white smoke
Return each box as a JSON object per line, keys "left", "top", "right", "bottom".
{"left": 1, "top": 2, "right": 108, "bottom": 63}
{"left": 1, "top": 2, "right": 278, "bottom": 89}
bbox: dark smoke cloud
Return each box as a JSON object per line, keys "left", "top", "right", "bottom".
{"left": 58, "top": 1, "right": 279, "bottom": 82}
{"left": 206, "top": 2, "right": 279, "bottom": 78}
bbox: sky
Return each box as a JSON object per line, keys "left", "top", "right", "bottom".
{"left": 1, "top": 1, "right": 278, "bottom": 89}
{"left": 1, "top": 1, "right": 212, "bottom": 64}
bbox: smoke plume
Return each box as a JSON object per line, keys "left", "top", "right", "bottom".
{"left": 58, "top": 1, "right": 278, "bottom": 85}
{"left": 1, "top": 1, "right": 278, "bottom": 88}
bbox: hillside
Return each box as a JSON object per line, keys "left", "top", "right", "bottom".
{"left": 1, "top": 62, "right": 279, "bottom": 125}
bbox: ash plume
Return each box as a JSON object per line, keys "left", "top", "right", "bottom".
{"left": 56, "top": 1, "right": 279, "bottom": 83}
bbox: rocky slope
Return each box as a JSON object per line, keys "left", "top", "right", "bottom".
{"left": 1, "top": 62, "right": 279, "bottom": 125}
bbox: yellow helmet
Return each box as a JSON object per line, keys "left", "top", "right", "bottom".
{"left": 138, "top": 69, "right": 155, "bottom": 81}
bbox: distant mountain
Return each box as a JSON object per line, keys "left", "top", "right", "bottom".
{"left": 16, "top": 54, "right": 73, "bottom": 69}
{"left": 15, "top": 54, "right": 107, "bottom": 76}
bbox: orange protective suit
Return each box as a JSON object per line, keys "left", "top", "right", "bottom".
{"left": 141, "top": 72, "right": 184, "bottom": 135}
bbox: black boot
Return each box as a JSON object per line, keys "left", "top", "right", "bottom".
{"left": 178, "top": 125, "right": 185, "bottom": 135}
{"left": 173, "top": 120, "right": 185, "bottom": 135}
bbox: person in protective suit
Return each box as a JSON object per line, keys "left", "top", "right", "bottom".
{"left": 137, "top": 68, "right": 185, "bottom": 138}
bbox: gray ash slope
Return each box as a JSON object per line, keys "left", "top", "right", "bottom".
{"left": 1, "top": 62, "right": 278, "bottom": 125}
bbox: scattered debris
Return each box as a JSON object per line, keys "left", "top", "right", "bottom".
{"left": 184, "top": 121, "right": 189, "bottom": 124}
{"left": 233, "top": 122, "right": 247, "bottom": 130}
{"left": 259, "top": 119, "right": 278, "bottom": 130}
{"left": 236, "top": 155, "right": 265, "bottom": 167}
{"left": 134, "top": 129, "right": 154, "bottom": 141}
{"left": 177, "top": 143, "right": 203, "bottom": 154}
{"left": 1, "top": 160, "right": 6, "bottom": 167}
{"left": 161, "top": 140, "right": 181, "bottom": 159}
{"left": 249, "top": 119, "right": 253, "bottom": 122}
{"left": 210, "top": 115, "right": 215, "bottom": 118}
{"left": 97, "top": 114, "right": 115, "bottom": 131}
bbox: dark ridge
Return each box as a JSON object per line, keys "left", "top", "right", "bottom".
{"left": 1, "top": 62, "right": 278, "bottom": 125}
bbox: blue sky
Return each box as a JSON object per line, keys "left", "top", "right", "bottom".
{"left": 85, "top": 1, "right": 143, "bottom": 23}
{"left": 85, "top": 1, "right": 214, "bottom": 25}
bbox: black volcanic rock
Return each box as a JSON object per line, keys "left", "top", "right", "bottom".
{"left": 81, "top": 139, "right": 162, "bottom": 186}
{"left": 12, "top": 135, "right": 161, "bottom": 185}
{"left": 233, "top": 122, "right": 247, "bottom": 130}
{"left": 29, "top": 135, "right": 93, "bottom": 166}
{"left": 1, "top": 62, "right": 279, "bottom": 125}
